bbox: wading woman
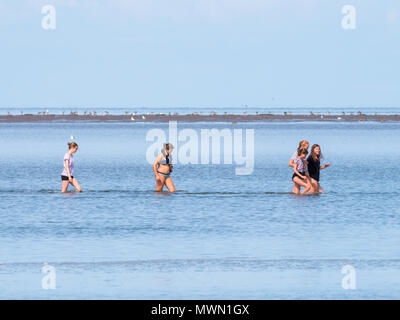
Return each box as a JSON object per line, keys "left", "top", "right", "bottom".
{"left": 153, "top": 143, "right": 176, "bottom": 192}
{"left": 307, "top": 144, "right": 330, "bottom": 193}
{"left": 289, "top": 139, "right": 310, "bottom": 193}
{"left": 292, "top": 148, "right": 312, "bottom": 194}
{"left": 61, "top": 142, "right": 82, "bottom": 193}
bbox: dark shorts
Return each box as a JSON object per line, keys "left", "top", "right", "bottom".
{"left": 61, "top": 175, "right": 74, "bottom": 181}
{"left": 292, "top": 172, "right": 306, "bottom": 181}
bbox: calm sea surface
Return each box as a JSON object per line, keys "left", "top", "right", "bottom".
{"left": 1, "top": 120, "right": 400, "bottom": 299}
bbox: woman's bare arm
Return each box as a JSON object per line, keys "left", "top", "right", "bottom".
{"left": 153, "top": 154, "right": 162, "bottom": 176}
{"left": 320, "top": 162, "right": 330, "bottom": 170}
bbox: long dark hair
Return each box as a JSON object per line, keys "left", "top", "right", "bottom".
{"left": 310, "top": 144, "right": 323, "bottom": 162}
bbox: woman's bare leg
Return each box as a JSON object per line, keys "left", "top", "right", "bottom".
{"left": 301, "top": 183, "right": 312, "bottom": 194}
{"left": 155, "top": 174, "right": 166, "bottom": 191}
{"left": 310, "top": 178, "right": 319, "bottom": 193}
{"left": 61, "top": 181, "right": 69, "bottom": 193}
{"left": 293, "top": 176, "right": 311, "bottom": 194}
{"left": 71, "top": 178, "right": 82, "bottom": 192}
{"left": 164, "top": 177, "right": 176, "bottom": 192}
{"left": 293, "top": 182, "right": 300, "bottom": 194}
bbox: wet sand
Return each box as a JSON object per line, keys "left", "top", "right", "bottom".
{"left": 1, "top": 113, "right": 399, "bottom": 123}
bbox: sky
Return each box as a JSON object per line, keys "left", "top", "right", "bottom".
{"left": 0, "top": 0, "right": 399, "bottom": 108}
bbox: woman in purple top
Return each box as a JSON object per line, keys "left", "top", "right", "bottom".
{"left": 289, "top": 140, "right": 310, "bottom": 193}
{"left": 292, "top": 148, "right": 312, "bottom": 194}
{"left": 61, "top": 142, "right": 82, "bottom": 193}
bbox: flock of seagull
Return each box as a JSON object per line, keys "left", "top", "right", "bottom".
{"left": 6, "top": 109, "right": 372, "bottom": 122}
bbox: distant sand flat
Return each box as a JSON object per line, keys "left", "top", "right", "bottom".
{"left": 1, "top": 113, "right": 399, "bottom": 123}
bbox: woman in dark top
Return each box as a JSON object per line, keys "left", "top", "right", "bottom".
{"left": 307, "top": 144, "right": 330, "bottom": 193}
{"left": 152, "top": 143, "right": 176, "bottom": 192}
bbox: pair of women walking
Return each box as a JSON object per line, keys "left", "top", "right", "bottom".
{"left": 61, "top": 142, "right": 175, "bottom": 193}
{"left": 289, "top": 140, "right": 330, "bottom": 194}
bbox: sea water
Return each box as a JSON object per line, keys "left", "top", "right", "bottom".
{"left": 0, "top": 120, "right": 400, "bottom": 299}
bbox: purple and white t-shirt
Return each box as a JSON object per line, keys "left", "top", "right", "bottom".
{"left": 61, "top": 153, "right": 74, "bottom": 177}
{"left": 294, "top": 157, "right": 307, "bottom": 173}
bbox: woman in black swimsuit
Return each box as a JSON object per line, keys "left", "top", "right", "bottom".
{"left": 307, "top": 144, "right": 330, "bottom": 193}
{"left": 152, "top": 143, "right": 176, "bottom": 192}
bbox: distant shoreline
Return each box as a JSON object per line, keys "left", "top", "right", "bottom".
{"left": 1, "top": 113, "right": 400, "bottom": 123}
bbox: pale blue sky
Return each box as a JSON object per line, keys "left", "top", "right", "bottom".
{"left": 0, "top": 0, "right": 399, "bottom": 108}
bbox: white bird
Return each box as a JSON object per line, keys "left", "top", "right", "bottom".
{"left": 337, "top": 117, "right": 341, "bottom": 120}
{"left": 70, "top": 135, "right": 75, "bottom": 140}
{"left": 131, "top": 116, "right": 135, "bottom": 121}
{"left": 142, "top": 116, "right": 146, "bottom": 120}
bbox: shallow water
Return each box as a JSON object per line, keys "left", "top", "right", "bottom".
{"left": 0, "top": 121, "right": 400, "bottom": 299}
